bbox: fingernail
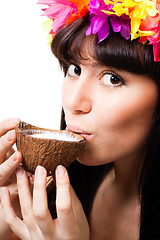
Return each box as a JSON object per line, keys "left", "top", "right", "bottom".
{"left": 56, "top": 165, "right": 66, "bottom": 177}
{"left": 11, "top": 152, "right": 18, "bottom": 161}
{"left": 16, "top": 167, "right": 25, "bottom": 178}
{"left": 35, "top": 166, "right": 44, "bottom": 178}
{"left": 6, "top": 131, "right": 14, "bottom": 142}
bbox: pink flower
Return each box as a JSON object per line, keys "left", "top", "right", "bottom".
{"left": 38, "top": 0, "right": 77, "bottom": 33}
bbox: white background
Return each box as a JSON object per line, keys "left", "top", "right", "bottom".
{"left": 0, "top": 0, "right": 63, "bottom": 130}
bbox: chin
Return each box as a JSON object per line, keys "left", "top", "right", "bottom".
{"left": 76, "top": 155, "right": 108, "bottom": 167}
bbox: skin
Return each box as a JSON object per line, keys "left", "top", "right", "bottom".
{"left": 0, "top": 56, "right": 158, "bottom": 239}
{"left": 0, "top": 118, "right": 22, "bottom": 239}
{"left": 62, "top": 60, "right": 158, "bottom": 166}
{"left": 0, "top": 119, "right": 89, "bottom": 240}
{"left": 62, "top": 58, "right": 158, "bottom": 239}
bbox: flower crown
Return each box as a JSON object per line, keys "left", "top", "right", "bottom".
{"left": 38, "top": 0, "right": 160, "bottom": 62}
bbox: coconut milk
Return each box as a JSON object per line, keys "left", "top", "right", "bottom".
{"left": 31, "top": 131, "right": 80, "bottom": 142}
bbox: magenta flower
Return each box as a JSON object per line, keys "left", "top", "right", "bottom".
{"left": 86, "top": 0, "right": 130, "bottom": 42}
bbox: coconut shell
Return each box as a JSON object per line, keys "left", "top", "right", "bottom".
{"left": 15, "top": 122, "right": 86, "bottom": 176}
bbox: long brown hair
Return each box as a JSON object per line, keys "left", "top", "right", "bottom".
{"left": 50, "top": 15, "right": 160, "bottom": 240}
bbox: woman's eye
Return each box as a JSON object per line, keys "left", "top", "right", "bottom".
{"left": 99, "top": 72, "right": 124, "bottom": 87}
{"left": 67, "top": 64, "right": 81, "bottom": 77}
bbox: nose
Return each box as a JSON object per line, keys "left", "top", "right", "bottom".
{"left": 65, "top": 76, "right": 93, "bottom": 114}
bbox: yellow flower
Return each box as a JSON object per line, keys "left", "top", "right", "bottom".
{"left": 130, "top": 0, "right": 158, "bottom": 19}
{"left": 104, "top": 0, "right": 158, "bottom": 18}
{"left": 112, "top": 3, "right": 129, "bottom": 15}
{"left": 130, "top": 17, "right": 154, "bottom": 39}
{"left": 41, "top": 19, "right": 53, "bottom": 31}
{"left": 103, "top": 0, "right": 158, "bottom": 40}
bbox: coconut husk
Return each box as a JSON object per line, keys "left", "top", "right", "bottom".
{"left": 15, "top": 122, "right": 86, "bottom": 176}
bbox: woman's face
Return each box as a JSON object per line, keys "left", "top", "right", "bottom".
{"left": 61, "top": 59, "right": 158, "bottom": 166}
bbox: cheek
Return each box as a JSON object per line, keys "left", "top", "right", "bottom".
{"left": 97, "top": 82, "right": 158, "bottom": 132}
{"left": 91, "top": 86, "right": 158, "bottom": 162}
{"left": 107, "top": 97, "right": 156, "bottom": 131}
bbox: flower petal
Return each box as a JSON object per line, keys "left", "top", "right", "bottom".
{"left": 86, "top": 26, "right": 92, "bottom": 36}
{"left": 110, "top": 15, "right": 121, "bottom": 32}
{"left": 98, "top": 20, "right": 110, "bottom": 42}
{"left": 119, "top": 17, "right": 130, "bottom": 40}
{"left": 153, "top": 42, "right": 160, "bottom": 61}
{"left": 91, "top": 15, "right": 106, "bottom": 34}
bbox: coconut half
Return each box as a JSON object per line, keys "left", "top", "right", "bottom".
{"left": 15, "top": 122, "right": 86, "bottom": 175}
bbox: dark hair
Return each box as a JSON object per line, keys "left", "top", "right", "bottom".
{"left": 49, "top": 15, "right": 160, "bottom": 240}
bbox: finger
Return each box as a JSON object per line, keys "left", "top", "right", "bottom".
{"left": 6, "top": 182, "right": 19, "bottom": 200}
{"left": 6, "top": 147, "right": 15, "bottom": 159}
{"left": 56, "top": 165, "right": 75, "bottom": 231}
{"left": 0, "top": 151, "right": 22, "bottom": 186}
{"left": 70, "top": 185, "right": 85, "bottom": 218}
{"left": 16, "top": 167, "right": 42, "bottom": 239}
{"left": 70, "top": 186, "right": 89, "bottom": 230}
{"left": 33, "top": 166, "right": 54, "bottom": 237}
{"left": 0, "top": 118, "right": 21, "bottom": 137}
{"left": 16, "top": 167, "right": 34, "bottom": 224}
{"left": 0, "top": 131, "right": 17, "bottom": 161}
{"left": 0, "top": 187, "right": 29, "bottom": 240}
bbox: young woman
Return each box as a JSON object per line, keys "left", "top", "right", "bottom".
{"left": 0, "top": 0, "right": 160, "bottom": 239}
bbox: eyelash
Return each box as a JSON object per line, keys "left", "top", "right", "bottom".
{"left": 99, "top": 71, "right": 125, "bottom": 88}
{"left": 65, "top": 64, "right": 125, "bottom": 88}
{"left": 66, "top": 64, "right": 81, "bottom": 77}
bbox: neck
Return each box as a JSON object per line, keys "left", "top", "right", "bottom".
{"left": 112, "top": 150, "right": 144, "bottom": 199}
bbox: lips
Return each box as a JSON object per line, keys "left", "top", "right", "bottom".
{"left": 66, "top": 125, "right": 92, "bottom": 140}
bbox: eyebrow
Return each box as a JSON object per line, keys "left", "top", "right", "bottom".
{"left": 80, "top": 59, "right": 100, "bottom": 68}
{"left": 90, "top": 61, "right": 99, "bottom": 67}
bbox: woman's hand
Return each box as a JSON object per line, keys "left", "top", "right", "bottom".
{"left": 0, "top": 118, "right": 22, "bottom": 200}
{"left": 1, "top": 165, "right": 90, "bottom": 240}
{"left": 0, "top": 118, "right": 23, "bottom": 239}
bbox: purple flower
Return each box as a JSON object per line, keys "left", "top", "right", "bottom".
{"left": 86, "top": 0, "right": 130, "bottom": 42}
